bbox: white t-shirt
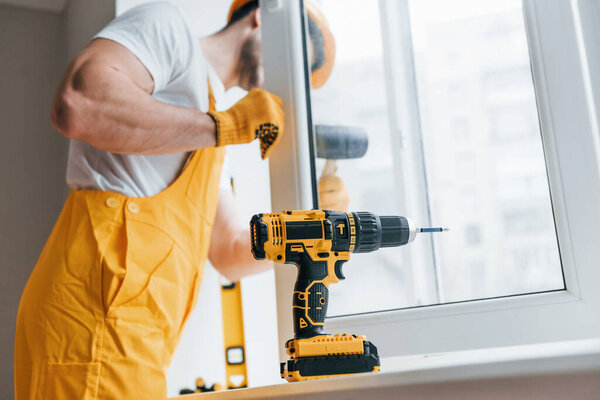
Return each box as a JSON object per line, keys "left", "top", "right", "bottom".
{"left": 66, "top": 2, "right": 229, "bottom": 197}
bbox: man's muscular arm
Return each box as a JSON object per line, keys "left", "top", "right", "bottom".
{"left": 51, "top": 38, "right": 217, "bottom": 155}
{"left": 209, "top": 190, "right": 273, "bottom": 282}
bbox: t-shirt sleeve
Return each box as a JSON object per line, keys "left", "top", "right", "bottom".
{"left": 93, "top": 2, "right": 193, "bottom": 93}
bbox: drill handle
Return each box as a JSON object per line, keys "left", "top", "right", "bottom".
{"left": 292, "top": 276, "right": 329, "bottom": 338}
{"left": 290, "top": 255, "right": 349, "bottom": 338}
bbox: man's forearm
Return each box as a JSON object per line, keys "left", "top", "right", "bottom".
{"left": 208, "top": 190, "right": 274, "bottom": 282}
{"left": 52, "top": 63, "right": 216, "bottom": 155}
{"left": 217, "top": 231, "right": 273, "bottom": 282}
{"left": 51, "top": 39, "right": 217, "bottom": 155}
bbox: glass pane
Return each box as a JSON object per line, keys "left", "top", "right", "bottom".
{"left": 407, "top": 0, "right": 564, "bottom": 302}
{"left": 306, "top": 0, "right": 564, "bottom": 317}
{"left": 308, "top": 0, "right": 418, "bottom": 316}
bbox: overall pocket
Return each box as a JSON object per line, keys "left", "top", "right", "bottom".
{"left": 44, "top": 362, "right": 100, "bottom": 400}
{"left": 103, "top": 219, "right": 175, "bottom": 317}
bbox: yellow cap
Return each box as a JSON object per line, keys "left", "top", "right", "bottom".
{"left": 228, "top": 0, "right": 335, "bottom": 89}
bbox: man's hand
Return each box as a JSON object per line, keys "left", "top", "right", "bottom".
{"left": 208, "top": 190, "right": 273, "bottom": 282}
{"left": 318, "top": 160, "right": 350, "bottom": 212}
{"left": 209, "top": 88, "right": 284, "bottom": 159}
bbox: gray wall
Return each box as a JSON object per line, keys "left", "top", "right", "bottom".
{"left": 65, "top": 0, "right": 115, "bottom": 59}
{"left": 0, "top": 5, "right": 68, "bottom": 398}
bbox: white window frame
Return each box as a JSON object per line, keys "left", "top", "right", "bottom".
{"left": 261, "top": 0, "right": 600, "bottom": 361}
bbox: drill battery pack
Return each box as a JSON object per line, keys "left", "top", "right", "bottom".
{"left": 280, "top": 334, "right": 380, "bottom": 382}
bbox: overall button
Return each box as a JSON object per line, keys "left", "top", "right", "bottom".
{"left": 127, "top": 202, "right": 140, "bottom": 214}
{"left": 105, "top": 197, "right": 120, "bottom": 208}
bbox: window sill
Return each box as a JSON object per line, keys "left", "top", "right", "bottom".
{"left": 171, "top": 338, "right": 600, "bottom": 399}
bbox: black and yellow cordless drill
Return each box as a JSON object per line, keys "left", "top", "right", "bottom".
{"left": 250, "top": 209, "right": 446, "bottom": 382}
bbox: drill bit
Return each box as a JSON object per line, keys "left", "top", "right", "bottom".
{"left": 418, "top": 227, "right": 449, "bottom": 233}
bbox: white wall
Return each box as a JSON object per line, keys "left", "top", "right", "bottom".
{"left": 0, "top": 4, "right": 68, "bottom": 398}
{"left": 65, "top": 0, "right": 115, "bottom": 59}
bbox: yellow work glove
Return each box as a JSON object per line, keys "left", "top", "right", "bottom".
{"left": 318, "top": 160, "right": 350, "bottom": 212}
{"left": 208, "top": 88, "right": 284, "bottom": 159}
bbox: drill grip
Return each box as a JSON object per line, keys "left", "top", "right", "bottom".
{"left": 293, "top": 276, "right": 328, "bottom": 338}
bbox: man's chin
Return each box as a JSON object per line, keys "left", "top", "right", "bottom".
{"left": 239, "top": 71, "right": 264, "bottom": 91}
{"left": 241, "top": 81, "right": 264, "bottom": 91}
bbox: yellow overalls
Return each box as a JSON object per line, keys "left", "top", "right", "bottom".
{"left": 15, "top": 91, "right": 225, "bottom": 399}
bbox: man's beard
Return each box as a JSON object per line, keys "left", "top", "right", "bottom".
{"left": 237, "top": 32, "right": 264, "bottom": 90}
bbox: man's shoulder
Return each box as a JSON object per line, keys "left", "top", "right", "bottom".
{"left": 119, "top": 1, "right": 185, "bottom": 24}
{"left": 105, "top": 1, "right": 193, "bottom": 47}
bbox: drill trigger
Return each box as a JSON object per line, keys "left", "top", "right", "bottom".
{"left": 334, "top": 260, "right": 346, "bottom": 280}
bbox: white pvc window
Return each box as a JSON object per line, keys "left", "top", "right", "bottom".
{"left": 309, "top": 0, "right": 563, "bottom": 315}
{"left": 262, "top": 0, "right": 600, "bottom": 359}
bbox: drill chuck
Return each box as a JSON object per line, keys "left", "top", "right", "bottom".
{"left": 352, "top": 212, "right": 414, "bottom": 253}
